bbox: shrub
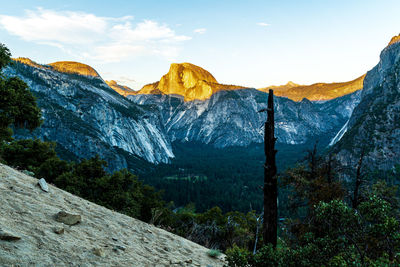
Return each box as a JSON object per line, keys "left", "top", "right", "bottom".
{"left": 207, "top": 249, "right": 222, "bottom": 258}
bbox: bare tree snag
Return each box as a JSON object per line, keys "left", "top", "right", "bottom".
{"left": 352, "top": 150, "right": 365, "bottom": 209}
{"left": 327, "top": 154, "right": 333, "bottom": 184}
{"left": 259, "top": 89, "right": 278, "bottom": 247}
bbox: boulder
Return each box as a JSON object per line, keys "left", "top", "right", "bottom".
{"left": 55, "top": 211, "right": 81, "bottom": 225}
{"left": 0, "top": 229, "right": 21, "bottom": 241}
{"left": 53, "top": 227, "right": 65, "bottom": 235}
{"left": 38, "top": 178, "right": 49, "bottom": 192}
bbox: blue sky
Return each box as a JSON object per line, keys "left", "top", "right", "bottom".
{"left": 0, "top": 0, "right": 399, "bottom": 89}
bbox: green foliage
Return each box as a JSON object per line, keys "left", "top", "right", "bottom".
{"left": 142, "top": 141, "right": 319, "bottom": 214}
{"left": 225, "top": 245, "right": 252, "bottom": 267}
{"left": 53, "top": 156, "right": 144, "bottom": 218}
{"left": 0, "top": 44, "right": 42, "bottom": 141}
{"left": 207, "top": 249, "right": 222, "bottom": 258}
{"left": 250, "top": 244, "right": 284, "bottom": 266}
{"left": 0, "top": 43, "right": 11, "bottom": 70}
{"left": 226, "top": 149, "right": 400, "bottom": 267}
{"left": 1, "top": 139, "right": 58, "bottom": 173}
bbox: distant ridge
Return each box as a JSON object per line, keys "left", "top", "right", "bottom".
{"left": 48, "top": 61, "right": 100, "bottom": 77}
{"left": 259, "top": 75, "right": 365, "bottom": 101}
{"left": 105, "top": 80, "right": 137, "bottom": 96}
{"left": 13, "top": 57, "right": 45, "bottom": 69}
{"left": 13, "top": 58, "right": 100, "bottom": 78}
{"left": 13, "top": 58, "right": 364, "bottom": 102}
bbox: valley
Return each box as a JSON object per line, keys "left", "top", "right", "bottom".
{"left": 1, "top": 2, "right": 400, "bottom": 265}
{"left": 2, "top": 56, "right": 368, "bottom": 214}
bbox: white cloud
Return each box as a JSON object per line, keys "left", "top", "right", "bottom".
{"left": 0, "top": 8, "right": 191, "bottom": 62}
{"left": 257, "top": 22, "right": 270, "bottom": 27}
{"left": 93, "top": 44, "right": 146, "bottom": 62}
{"left": 194, "top": 28, "right": 206, "bottom": 34}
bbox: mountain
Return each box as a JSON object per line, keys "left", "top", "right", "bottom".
{"left": 262, "top": 81, "right": 301, "bottom": 92}
{"left": 105, "top": 80, "right": 137, "bottom": 97}
{"left": 5, "top": 58, "right": 174, "bottom": 171}
{"left": 129, "top": 88, "right": 361, "bottom": 148}
{"left": 136, "top": 63, "right": 248, "bottom": 101}
{"left": 5, "top": 57, "right": 363, "bottom": 173}
{"left": 0, "top": 163, "right": 224, "bottom": 266}
{"left": 48, "top": 61, "right": 100, "bottom": 77}
{"left": 127, "top": 62, "right": 362, "bottom": 147}
{"left": 13, "top": 58, "right": 101, "bottom": 78}
{"left": 260, "top": 75, "right": 365, "bottom": 101}
{"left": 331, "top": 34, "right": 400, "bottom": 170}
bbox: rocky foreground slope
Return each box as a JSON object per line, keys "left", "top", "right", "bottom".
{"left": 0, "top": 163, "right": 224, "bottom": 266}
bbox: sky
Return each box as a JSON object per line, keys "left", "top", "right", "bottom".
{"left": 0, "top": 0, "right": 399, "bottom": 90}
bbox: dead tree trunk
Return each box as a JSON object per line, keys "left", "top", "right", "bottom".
{"left": 327, "top": 154, "right": 332, "bottom": 184}
{"left": 352, "top": 150, "right": 365, "bottom": 209}
{"left": 259, "top": 89, "right": 278, "bottom": 248}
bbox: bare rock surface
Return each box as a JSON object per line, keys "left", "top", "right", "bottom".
{"left": 0, "top": 163, "right": 224, "bottom": 266}
{"left": 55, "top": 211, "right": 81, "bottom": 225}
{"left": 38, "top": 178, "right": 49, "bottom": 192}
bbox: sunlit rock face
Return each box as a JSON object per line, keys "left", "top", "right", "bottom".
{"left": 332, "top": 36, "right": 400, "bottom": 170}
{"left": 105, "top": 80, "right": 137, "bottom": 97}
{"left": 137, "top": 63, "right": 247, "bottom": 101}
{"left": 387, "top": 33, "right": 400, "bottom": 47}
{"left": 13, "top": 57, "right": 45, "bottom": 69}
{"left": 260, "top": 75, "right": 365, "bottom": 102}
{"left": 3, "top": 59, "right": 174, "bottom": 171}
{"left": 48, "top": 61, "right": 100, "bottom": 77}
{"left": 13, "top": 59, "right": 100, "bottom": 78}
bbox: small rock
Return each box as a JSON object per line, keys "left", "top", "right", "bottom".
{"left": 115, "top": 245, "right": 126, "bottom": 251}
{"left": 53, "top": 227, "right": 64, "bottom": 235}
{"left": 93, "top": 248, "right": 104, "bottom": 257}
{"left": 0, "top": 229, "right": 21, "bottom": 241}
{"left": 55, "top": 211, "right": 81, "bottom": 225}
{"left": 38, "top": 178, "right": 49, "bottom": 192}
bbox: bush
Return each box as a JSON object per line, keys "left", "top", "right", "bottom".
{"left": 207, "top": 249, "right": 222, "bottom": 258}
{"left": 225, "top": 245, "right": 251, "bottom": 267}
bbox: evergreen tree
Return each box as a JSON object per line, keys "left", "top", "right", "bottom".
{"left": 0, "top": 43, "right": 42, "bottom": 142}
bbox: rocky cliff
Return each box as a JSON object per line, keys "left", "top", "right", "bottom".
{"left": 4, "top": 59, "right": 174, "bottom": 171}
{"left": 260, "top": 75, "right": 365, "bottom": 101}
{"left": 137, "top": 63, "right": 247, "bottom": 101}
{"left": 6, "top": 58, "right": 363, "bottom": 171}
{"left": 332, "top": 36, "right": 400, "bottom": 170}
{"left": 129, "top": 88, "right": 361, "bottom": 148}
{"left": 0, "top": 163, "right": 224, "bottom": 266}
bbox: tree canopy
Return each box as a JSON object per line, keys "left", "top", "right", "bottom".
{"left": 0, "top": 43, "right": 42, "bottom": 141}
